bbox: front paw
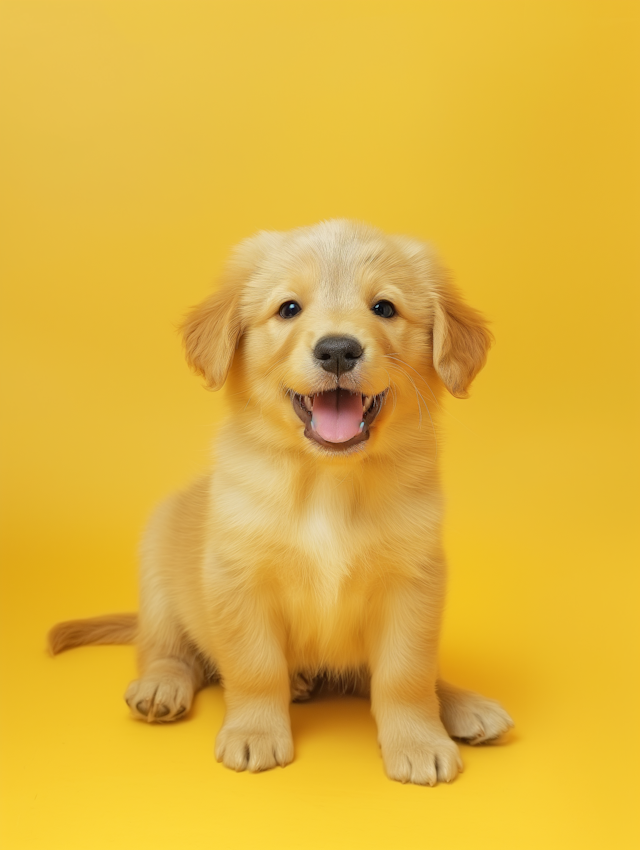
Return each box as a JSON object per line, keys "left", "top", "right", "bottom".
{"left": 215, "top": 722, "right": 294, "bottom": 772}
{"left": 381, "top": 725, "right": 462, "bottom": 786}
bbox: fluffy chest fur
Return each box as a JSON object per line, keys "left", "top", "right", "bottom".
{"left": 205, "top": 428, "right": 443, "bottom": 669}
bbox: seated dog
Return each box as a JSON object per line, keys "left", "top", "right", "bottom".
{"left": 49, "top": 219, "right": 513, "bottom": 785}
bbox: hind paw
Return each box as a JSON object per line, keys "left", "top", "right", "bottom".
{"left": 440, "top": 685, "right": 513, "bottom": 744}
{"left": 125, "top": 674, "right": 193, "bottom": 723}
{"left": 290, "top": 672, "right": 319, "bottom": 702}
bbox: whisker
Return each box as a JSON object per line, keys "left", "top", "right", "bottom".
{"left": 383, "top": 371, "right": 398, "bottom": 415}
{"left": 385, "top": 362, "right": 438, "bottom": 455}
{"left": 384, "top": 354, "right": 440, "bottom": 408}
{"left": 384, "top": 353, "right": 478, "bottom": 436}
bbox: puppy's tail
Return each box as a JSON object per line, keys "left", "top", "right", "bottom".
{"left": 48, "top": 613, "right": 138, "bottom": 655}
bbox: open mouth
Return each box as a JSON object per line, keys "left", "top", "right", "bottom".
{"left": 292, "top": 388, "right": 388, "bottom": 451}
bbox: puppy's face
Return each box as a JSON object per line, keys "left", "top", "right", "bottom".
{"left": 182, "top": 221, "right": 491, "bottom": 458}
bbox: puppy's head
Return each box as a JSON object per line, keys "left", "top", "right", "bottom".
{"left": 182, "top": 221, "right": 491, "bottom": 458}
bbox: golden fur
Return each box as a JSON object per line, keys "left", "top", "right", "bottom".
{"left": 49, "top": 219, "right": 513, "bottom": 785}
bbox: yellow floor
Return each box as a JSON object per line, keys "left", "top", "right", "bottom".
{"left": 1, "top": 2, "right": 638, "bottom": 848}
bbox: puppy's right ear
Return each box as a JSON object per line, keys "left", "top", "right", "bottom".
{"left": 181, "top": 231, "right": 281, "bottom": 390}
{"left": 181, "top": 281, "right": 242, "bottom": 391}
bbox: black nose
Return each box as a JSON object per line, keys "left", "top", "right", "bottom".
{"left": 313, "top": 335, "right": 364, "bottom": 375}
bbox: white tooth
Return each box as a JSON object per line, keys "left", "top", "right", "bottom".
{"left": 363, "top": 395, "right": 373, "bottom": 412}
{"left": 304, "top": 395, "right": 313, "bottom": 412}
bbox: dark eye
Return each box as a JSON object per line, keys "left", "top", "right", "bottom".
{"left": 279, "top": 301, "right": 302, "bottom": 319}
{"left": 372, "top": 300, "right": 396, "bottom": 319}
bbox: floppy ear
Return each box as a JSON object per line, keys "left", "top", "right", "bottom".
{"left": 181, "top": 282, "right": 242, "bottom": 390}
{"left": 181, "top": 231, "right": 281, "bottom": 390}
{"left": 391, "top": 235, "right": 493, "bottom": 399}
{"left": 431, "top": 280, "right": 493, "bottom": 399}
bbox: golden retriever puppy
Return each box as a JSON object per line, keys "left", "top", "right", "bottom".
{"left": 49, "top": 220, "right": 513, "bottom": 785}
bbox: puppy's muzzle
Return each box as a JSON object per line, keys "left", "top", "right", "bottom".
{"left": 314, "top": 336, "right": 364, "bottom": 376}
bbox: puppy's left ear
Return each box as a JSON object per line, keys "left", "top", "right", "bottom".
{"left": 392, "top": 235, "right": 493, "bottom": 399}
{"left": 431, "top": 280, "right": 493, "bottom": 399}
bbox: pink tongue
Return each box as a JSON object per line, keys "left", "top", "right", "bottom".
{"left": 312, "top": 390, "right": 363, "bottom": 443}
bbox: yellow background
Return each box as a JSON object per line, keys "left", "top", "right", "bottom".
{"left": 1, "top": 2, "right": 638, "bottom": 848}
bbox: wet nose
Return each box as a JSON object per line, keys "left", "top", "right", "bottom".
{"left": 313, "top": 335, "right": 364, "bottom": 375}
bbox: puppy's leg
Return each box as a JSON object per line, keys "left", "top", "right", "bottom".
{"left": 369, "top": 586, "right": 462, "bottom": 786}
{"left": 124, "top": 597, "right": 206, "bottom": 722}
{"left": 125, "top": 557, "right": 206, "bottom": 722}
{"left": 437, "top": 679, "right": 514, "bottom": 744}
{"left": 125, "top": 486, "right": 211, "bottom": 722}
{"left": 213, "top": 596, "right": 293, "bottom": 773}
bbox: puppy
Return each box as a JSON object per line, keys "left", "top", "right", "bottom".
{"left": 49, "top": 219, "right": 513, "bottom": 785}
